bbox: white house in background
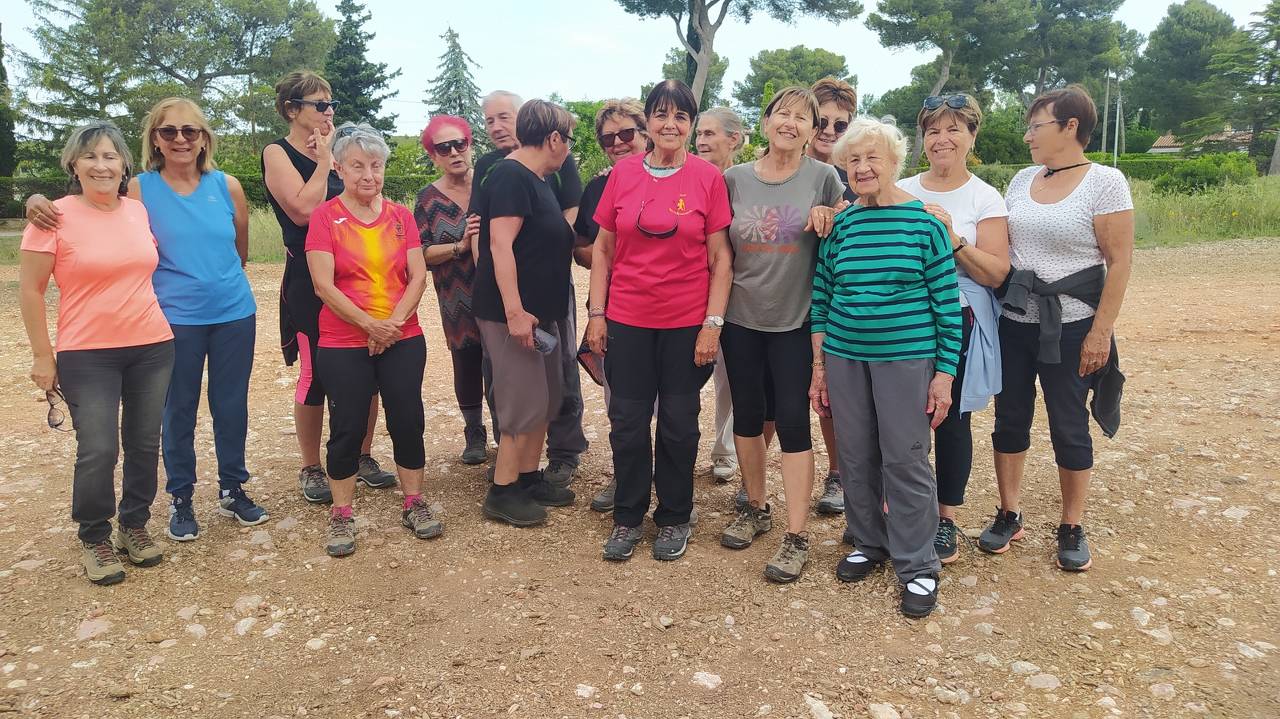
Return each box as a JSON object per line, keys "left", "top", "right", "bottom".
{"left": 1148, "top": 129, "right": 1253, "bottom": 154}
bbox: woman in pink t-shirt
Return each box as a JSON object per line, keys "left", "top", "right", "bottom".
{"left": 586, "top": 80, "right": 733, "bottom": 563}
{"left": 19, "top": 121, "right": 175, "bottom": 586}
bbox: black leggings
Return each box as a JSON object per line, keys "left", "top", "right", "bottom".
{"left": 933, "top": 308, "right": 973, "bottom": 506}
{"left": 720, "top": 322, "right": 812, "bottom": 453}
{"left": 449, "top": 344, "right": 485, "bottom": 412}
{"left": 316, "top": 335, "right": 427, "bottom": 479}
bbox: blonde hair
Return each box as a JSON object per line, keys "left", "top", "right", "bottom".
{"left": 594, "top": 98, "right": 646, "bottom": 139}
{"left": 832, "top": 117, "right": 909, "bottom": 179}
{"left": 141, "top": 97, "right": 217, "bottom": 173}
{"left": 916, "top": 95, "right": 983, "bottom": 135}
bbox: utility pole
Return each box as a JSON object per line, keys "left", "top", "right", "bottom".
{"left": 1101, "top": 70, "right": 1110, "bottom": 155}
{"left": 1112, "top": 89, "right": 1122, "bottom": 166}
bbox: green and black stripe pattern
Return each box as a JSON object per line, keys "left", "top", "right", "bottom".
{"left": 810, "top": 200, "right": 962, "bottom": 376}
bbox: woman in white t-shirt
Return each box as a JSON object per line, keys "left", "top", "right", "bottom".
{"left": 896, "top": 94, "right": 1010, "bottom": 567}
{"left": 977, "top": 85, "right": 1134, "bottom": 574}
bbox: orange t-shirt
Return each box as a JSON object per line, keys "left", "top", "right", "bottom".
{"left": 21, "top": 196, "right": 174, "bottom": 352}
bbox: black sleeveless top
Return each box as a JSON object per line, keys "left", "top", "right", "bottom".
{"left": 261, "top": 138, "right": 343, "bottom": 252}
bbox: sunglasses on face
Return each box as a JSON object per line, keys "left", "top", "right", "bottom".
{"left": 598, "top": 127, "right": 638, "bottom": 148}
{"left": 292, "top": 98, "right": 340, "bottom": 113}
{"left": 432, "top": 139, "right": 469, "bottom": 155}
{"left": 46, "top": 388, "right": 71, "bottom": 432}
{"left": 155, "top": 125, "right": 203, "bottom": 142}
{"left": 923, "top": 94, "right": 972, "bottom": 111}
{"left": 560, "top": 131, "right": 576, "bottom": 148}
{"left": 818, "top": 117, "right": 850, "bottom": 135}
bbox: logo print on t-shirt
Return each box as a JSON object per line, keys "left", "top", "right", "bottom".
{"left": 740, "top": 205, "right": 804, "bottom": 248}
{"left": 669, "top": 194, "right": 692, "bottom": 216}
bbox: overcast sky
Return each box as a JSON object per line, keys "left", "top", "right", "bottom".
{"left": 4, "top": 0, "right": 1270, "bottom": 135}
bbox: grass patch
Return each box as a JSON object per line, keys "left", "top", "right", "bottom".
{"left": 248, "top": 207, "right": 287, "bottom": 263}
{"left": 1133, "top": 176, "right": 1280, "bottom": 248}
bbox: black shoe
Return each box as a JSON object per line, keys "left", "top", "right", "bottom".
{"left": 1056, "top": 523, "right": 1093, "bottom": 572}
{"left": 517, "top": 470, "right": 575, "bottom": 507}
{"left": 460, "top": 425, "right": 487, "bottom": 465}
{"left": 978, "top": 507, "right": 1024, "bottom": 554}
{"left": 934, "top": 517, "right": 959, "bottom": 565}
{"left": 543, "top": 460, "right": 576, "bottom": 489}
{"left": 835, "top": 550, "right": 883, "bottom": 583}
{"left": 482, "top": 483, "right": 547, "bottom": 527}
{"left": 900, "top": 573, "right": 939, "bottom": 618}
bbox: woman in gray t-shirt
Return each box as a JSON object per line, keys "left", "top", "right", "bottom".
{"left": 717, "top": 86, "right": 845, "bottom": 583}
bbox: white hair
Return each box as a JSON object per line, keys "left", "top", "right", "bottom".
{"left": 481, "top": 90, "right": 523, "bottom": 113}
{"left": 331, "top": 122, "right": 390, "bottom": 164}
{"left": 700, "top": 107, "right": 746, "bottom": 151}
{"left": 832, "top": 117, "right": 910, "bottom": 179}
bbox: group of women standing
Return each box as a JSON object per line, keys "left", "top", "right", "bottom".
{"left": 21, "top": 65, "right": 1132, "bottom": 619}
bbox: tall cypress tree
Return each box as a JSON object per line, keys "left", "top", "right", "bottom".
{"left": 0, "top": 23, "right": 17, "bottom": 177}
{"left": 324, "top": 0, "right": 401, "bottom": 133}
{"left": 424, "top": 27, "right": 485, "bottom": 150}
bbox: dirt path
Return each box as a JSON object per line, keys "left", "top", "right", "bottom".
{"left": 0, "top": 239, "right": 1277, "bottom": 718}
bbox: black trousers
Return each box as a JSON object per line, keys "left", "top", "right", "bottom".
{"left": 720, "top": 322, "right": 812, "bottom": 452}
{"left": 933, "top": 308, "right": 973, "bottom": 506}
{"left": 992, "top": 316, "right": 1096, "bottom": 471}
{"left": 605, "top": 320, "right": 712, "bottom": 528}
{"left": 449, "top": 344, "right": 485, "bottom": 412}
{"left": 316, "top": 335, "right": 427, "bottom": 480}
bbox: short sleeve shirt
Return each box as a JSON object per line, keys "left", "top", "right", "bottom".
{"left": 304, "top": 197, "right": 423, "bottom": 348}
{"left": 724, "top": 157, "right": 845, "bottom": 331}
{"left": 472, "top": 149, "right": 582, "bottom": 214}
{"left": 593, "top": 154, "right": 732, "bottom": 329}
{"left": 1004, "top": 164, "right": 1133, "bottom": 323}
{"left": 21, "top": 196, "right": 173, "bottom": 352}
{"left": 472, "top": 159, "right": 575, "bottom": 326}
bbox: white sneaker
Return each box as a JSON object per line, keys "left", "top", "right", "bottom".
{"left": 711, "top": 457, "right": 738, "bottom": 482}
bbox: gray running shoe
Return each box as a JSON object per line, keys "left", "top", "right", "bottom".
{"left": 602, "top": 524, "right": 643, "bottom": 561}
{"left": 543, "top": 460, "right": 577, "bottom": 489}
{"left": 325, "top": 514, "right": 356, "bottom": 557}
{"left": 652, "top": 523, "right": 692, "bottom": 561}
{"left": 764, "top": 532, "right": 810, "bottom": 583}
{"left": 590, "top": 478, "right": 616, "bottom": 513}
{"left": 299, "top": 464, "right": 331, "bottom": 504}
{"left": 402, "top": 498, "right": 444, "bottom": 539}
{"left": 720, "top": 504, "right": 772, "bottom": 549}
{"left": 711, "top": 456, "right": 737, "bottom": 482}
{"left": 460, "top": 425, "right": 487, "bottom": 465}
{"left": 978, "top": 508, "right": 1024, "bottom": 554}
{"left": 1056, "top": 524, "right": 1092, "bottom": 571}
{"left": 114, "top": 525, "right": 163, "bottom": 567}
{"left": 81, "top": 540, "right": 125, "bottom": 586}
{"left": 357, "top": 455, "right": 397, "bottom": 489}
{"left": 815, "top": 472, "right": 845, "bottom": 514}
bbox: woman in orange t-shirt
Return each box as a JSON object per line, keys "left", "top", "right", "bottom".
{"left": 18, "top": 121, "right": 175, "bottom": 586}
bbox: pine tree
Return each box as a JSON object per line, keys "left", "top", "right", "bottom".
{"left": 325, "top": 0, "right": 401, "bottom": 133}
{"left": 424, "top": 27, "right": 485, "bottom": 150}
{"left": 0, "top": 23, "right": 18, "bottom": 177}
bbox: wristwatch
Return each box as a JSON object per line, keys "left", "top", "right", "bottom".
{"left": 703, "top": 315, "right": 725, "bottom": 328}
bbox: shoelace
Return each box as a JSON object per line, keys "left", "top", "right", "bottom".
{"left": 89, "top": 541, "right": 116, "bottom": 565}
{"left": 825, "top": 476, "right": 842, "bottom": 493}
{"left": 609, "top": 525, "right": 634, "bottom": 542}
{"left": 656, "top": 525, "right": 680, "bottom": 543}
{"left": 934, "top": 521, "right": 955, "bottom": 545}
{"left": 329, "top": 515, "right": 354, "bottom": 536}
{"left": 778, "top": 535, "right": 807, "bottom": 562}
{"left": 1058, "top": 525, "right": 1082, "bottom": 551}
{"left": 990, "top": 509, "right": 1017, "bottom": 535}
{"left": 409, "top": 500, "right": 435, "bottom": 523}
{"left": 121, "top": 526, "right": 155, "bottom": 550}
{"left": 303, "top": 467, "right": 327, "bottom": 487}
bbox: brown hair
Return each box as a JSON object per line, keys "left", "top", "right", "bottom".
{"left": 274, "top": 70, "right": 332, "bottom": 123}
{"left": 811, "top": 77, "right": 857, "bottom": 116}
{"left": 763, "top": 86, "right": 820, "bottom": 129}
{"left": 1027, "top": 84, "right": 1097, "bottom": 146}
{"left": 141, "top": 97, "right": 217, "bottom": 173}
{"left": 916, "top": 95, "right": 983, "bottom": 135}
{"left": 516, "top": 99, "right": 577, "bottom": 148}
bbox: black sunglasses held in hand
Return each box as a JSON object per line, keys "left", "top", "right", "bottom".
{"left": 291, "top": 98, "right": 340, "bottom": 113}
{"left": 818, "top": 118, "right": 850, "bottom": 135}
{"left": 155, "top": 125, "right": 203, "bottom": 142}
{"left": 598, "top": 127, "right": 638, "bottom": 147}
{"left": 46, "top": 388, "right": 71, "bottom": 432}
{"left": 922, "top": 94, "right": 971, "bottom": 110}
{"left": 432, "top": 139, "right": 469, "bottom": 155}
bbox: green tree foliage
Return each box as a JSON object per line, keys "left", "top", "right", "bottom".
{"left": 1152, "top": 152, "right": 1257, "bottom": 192}
{"left": 325, "top": 0, "right": 401, "bottom": 133}
{"left": 733, "top": 46, "right": 853, "bottom": 119}
{"left": 424, "top": 27, "right": 485, "bottom": 153}
{"left": 988, "top": 0, "right": 1125, "bottom": 106}
{"left": 0, "top": 24, "right": 17, "bottom": 176}
{"left": 648, "top": 47, "right": 728, "bottom": 105}
{"left": 1129, "top": 0, "right": 1238, "bottom": 133}
{"left": 566, "top": 99, "right": 608, "bottom": 181}
{"left": 863, "top": 57, "right": 989, "bottom": 130}
{"left": 974, "top": 102, "right": 1032, "bottom": 164}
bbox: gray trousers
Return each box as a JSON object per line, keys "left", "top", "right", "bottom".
{"left": 482, "top": 283, "right": 587, "bottom": 466}
{"left": 826, "top": 353, "right": 941, "bottom": 582}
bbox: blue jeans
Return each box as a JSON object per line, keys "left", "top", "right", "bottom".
{"left": 162, "top": 315, "right": 256, "bottom": 496}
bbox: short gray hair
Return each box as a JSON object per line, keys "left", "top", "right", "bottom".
{"left": 331, "top": 122, "right": 390, "bottom": 164}
{"left": 700, "top": 107, "right": 745, "bottom": 151}
{"left": 832, "top": 117, "right": 910, "bottom": 180}
{"left": 481, "top": 90, "right": 523, "bottom": 113}
{"left": 61, "top": 120, "right": 133, "bottom": 195}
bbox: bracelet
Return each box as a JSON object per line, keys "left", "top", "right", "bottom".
{"left": 587, "top": 310, "right": 605, "bottom": 318}
{"left": 451, "top": 241, "right": 460, "bottom": 258}
{"left": 812, "top": 361, "right": 825, "bottom": 367}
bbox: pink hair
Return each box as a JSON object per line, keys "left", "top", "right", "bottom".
{"left": 421, "top": 115, "right": 473, "bottom": 152}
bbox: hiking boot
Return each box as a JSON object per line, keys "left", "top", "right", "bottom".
{"left": 114, "top": 525, "right": 163, "bottom": 567}
{"left": 460, "top": 425, "right": 487, "bottom": 465}
{"left": 900, "top": 573, "right": 940, "bottom": 618}
{"left": 836, "top": 550, "right": 883, "bottom": 583}
{"left": 167, "top": 495, "right": 199, "bottom": 542}
{"left": 402, "top": 497, "right": 444, "bottom": 539}
{"left": 602, "top": 524, "right": 643, "bottom": 561}
{"left": 357, "top": 454, "right": 397, "bottom": 489}
{"left": 935, "top": 517, "right": 959, "bottom": 565}
{"left": 543, "top": 460, "right": 577, "bottom": 489}
{"left": 590, "top": 478, "right": 616, "bottom": 513}
{"left": 764, "top": 532, "right": 810, "bottom": 583}
{"left": 483, "top": 483, "right": 547, "bottom": 527}
{"left": 325, "top": 513, "right": 356, "bottom": 557}
{"left": 81, "top": 540, "right": 126, "bottom": 586}
{"left": 720, "top": 504, "right": 773, "bottom": 549}
{"left": 218, "top": 486, "right": 269, "bottom": 527}
{"left": 299, "top": 464, "right": 331, "bottom": 504}
{"left": 978, "top": 508, "right": 1024, "bottom": 554}
{"left": 518, "top": 470, "right": 575, "bottom": 507}
{"left": 815, "top": 472, "right": 845, "bottom": 514}
{"left": 1056, "top": 523, "right": 1093, "bottom": 572}
{"left": 711, "top": 456, "right": 737, "bottom": 482}
{"left": 733, "top": 485, "right": 749, "bottom": 511}
{"left": 652, "top": 523, "right": 692, "bottom": 561}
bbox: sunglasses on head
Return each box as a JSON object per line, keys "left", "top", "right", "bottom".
{"left": 291, "top": 98, "right": 340, "bottom": 113}
{"left": 432, "top": 139, "right": 469, "bottom": 155}
{"left": 598, "top": 127, "right": 638, "bottom": 148}
{"left": 923, "top": 94, "right": 972, "bottom": 111}
{"left": 818, "top": 118, "right": 850, "bottom": 135}
{"left": 155, "top": 125, "right": 203, "bottom": 142}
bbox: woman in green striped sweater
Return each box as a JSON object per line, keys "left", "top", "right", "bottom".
{"left": 807, "top": 117, "right": 962, "bottom": 618}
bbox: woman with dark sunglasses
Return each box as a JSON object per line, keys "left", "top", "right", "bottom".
{"left": 586, "top": 80, "right": 733, "bottom": 563}
{"left": 415, "top": 115, "right": 489, "bottom": 466}
{"left": 262, "top": 70, "right": 398, "bottom": 507}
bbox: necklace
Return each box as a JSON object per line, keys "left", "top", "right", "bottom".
{"left": 643, "top": 152, "right": 685, "bottom": 170}
{"left": 1044, "top": 161, "right": 1090, "bottom": 178}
